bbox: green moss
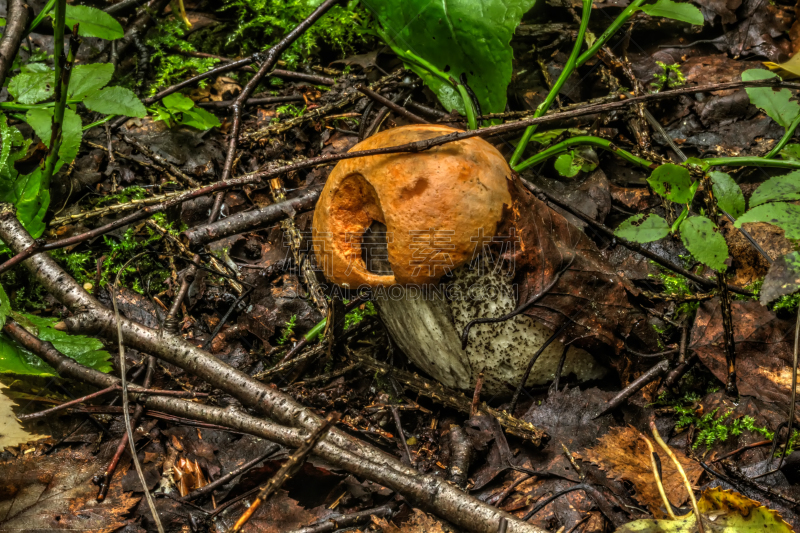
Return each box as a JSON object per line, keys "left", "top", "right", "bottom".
{"left": 651, "top": 61, "right": 686, "bottom": 91}
{"left": 344, "top": 300, "right": 376, "bottom": 330}
{"left": 50, "top": 248, "right": 93, "bottom": 285}
{"left": 277, "top": 314, "right": 297, "bottom": 345}
{"left": 100, "top": 213, "right": 182, "bottom": 293}
{"left": 224, "top": 0, "right": 375, "bottom": 68}
{"left": 772, "top": 292, "right": 800, "bottom": 314}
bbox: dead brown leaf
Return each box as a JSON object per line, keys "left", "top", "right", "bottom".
{"left": 372, "top": 508, "right": 449, "bottom": 533}
{"left": 502, "top": 176, "right": 642, "bottom": 353}
{"left": 0, "top": 447, "right": 139, "bottom": 532}
{"left": 582, "top": 426, "right": 702, "bottom": 516}
{"left": 691, "top": 299, "right": 797, "bottom": 406}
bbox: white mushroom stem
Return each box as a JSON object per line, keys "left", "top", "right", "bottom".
{"left": 376, "top": 261, "right": 605, "bottom": 396}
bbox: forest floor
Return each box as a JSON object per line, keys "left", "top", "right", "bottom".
{"left": 0, "top": 0, "right": 799, "bottom": 532}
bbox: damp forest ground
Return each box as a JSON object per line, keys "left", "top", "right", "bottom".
{"left": 0, "top": 0, "right": 798, "bottom": 532}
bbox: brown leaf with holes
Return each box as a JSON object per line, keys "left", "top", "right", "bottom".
{"left": 691, "top": 299, "right": 797, "bottom": 406}
{"left": 581, "top": 426, "right": 702, "bottom": 517}
{"left": 0, "top": 447, "right": 139, "bottom": 532}
{"left": 501, "top": 177, "right": 643, "bottom": 353}
{"left": 372, "top": 509, "right": 448, "bottom": 533}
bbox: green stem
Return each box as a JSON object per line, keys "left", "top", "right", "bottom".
{"left": 82, "top": 114, "right": 116, "bottom": 132}
{"left": 24, "top": 0, "right": 57, "bottom": 37}
{"left": 514, "top": 135, "right": 656, "bottom": 172}
{"left": 304, "top": 317, "right": 326, "bottom": 342}
{"left": 765, "top": 113, "right": 800, "bottom": 159}
{"left": 510, "top": 0, "right": 592, "bottom": 168}
{"left": 702, "top": 157, "right": 800, "bottom": 170}
{"left": 576, "top": 0, "right": 647, "bottom": 68}
{"left": 376, "top": 26, "right": 477, "bottom": 130}
{"left": 42, "top": 13, "right": 77, "bottom": 190}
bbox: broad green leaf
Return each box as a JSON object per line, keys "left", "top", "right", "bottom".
{"left": 761, "top": 251, "right": 800, "bottom": 306}
{"left": 64, "top": 5, "right": 124, "bottom": 40}
{"left": 647, "top": 164, "right": 694, "bottom": 203}
{"left": 709, "top": 171, "right": 745, "bottom": 218}
{"left": 179, "top": 107, "right": 221, "bottom": 130}
{"left": 68, "top": 63, "right": 114, "bottom": 100}
{"left": 8, "top": 71, "right": 54, "bottom": 104}
{"left": 554, "top": 152, "right": 582, "bottom": 177}
{"left": 162, "top": 92, "right": 196, "bottom": 112}
{"left": 23, "top": 314, "right": 112, "bottom": 373}
{"left": 736, "top": 202, "right": 800, "bottom": 239}
{"left": 59, "top": 108, "right": 82, "bottom": 166}
{"left": 24, "top": 107, "right": 82, "bottom": 166}
{"left": 0, "top": 284, "right": 10, "bottom": 326}
{"left": 639, "top": 0, "right": 703, "bottom": 25}
{"left": 363, "top": 0, "right": 536, "bottom": 115}
{"left": 614, "top": 487, "right": 793, "bottom": 533}
{"left": 0, "top": 334, "right": 58, "bottom": 375}
{"left": 614, "top": 213, "right": 670, "bottom": 243}
{"left": 13, "top": 169, "right": 46, "bottom": 238}
{"left": 24, "top": 108, "right": 52, "bottom": 145}
{"left": 83, "top": 86, "right": 146, "bottom": 117}
{"left": 749, "top": 171, "right": 800, "bottom": 206}
{"left": 0, "top": 314, "right": 112, "bottom": 376}
{"left": 680, "top": 216, "right": 729, "bottom": 271}
{"left": 779, "top": 143, "right": 800, "bottom": 160}
{"left": 742, "top": 69, "right": 800, "bottom": 128}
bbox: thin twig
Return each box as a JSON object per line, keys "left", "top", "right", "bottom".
{"left": 230, "top": 413, "right": 340, "bottom": 532}
{"left": 640, "top": 434, "right": 675, "bottom": 519}
{"left": 180, "top": 444, "right": 279, "bottom": 502}
{"left": 651, "top": 419, "right": 704, "bottom": 533}
{"left": 357, "top": 85, "right": 429, "bottom": 124}
{"left": 208, "top": 0, "right": 340, "bottom": 224}
{"left": 112, "top": 252, "right": 164, "bottom": 533}
{"left": 17, "top": 384, "right": 119, "bottom": 420}
{"left": 594, "top": 360, "right": 669, "bottom": 419}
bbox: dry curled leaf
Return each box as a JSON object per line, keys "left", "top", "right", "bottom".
{"left": 582, "top": 426, "right": 702, "bottom": 516}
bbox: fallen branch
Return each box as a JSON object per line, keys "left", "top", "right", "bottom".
{"left": 0, "top": 0, "right": 28, "bottom": 89}
{"left": 0, "top": 206, "right": 543, "bottom": 533}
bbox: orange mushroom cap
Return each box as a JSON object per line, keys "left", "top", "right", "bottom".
{"left": 312, "top": 125, "right": 513, "bottom": 287}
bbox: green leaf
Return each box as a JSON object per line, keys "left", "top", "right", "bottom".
{"left": 364, "top": 0, "right": 536, "bottom": 115}
{"left": 162, "top": 93, "right": 196, "bottom": 112}
{"left": 23, "top": 107, "right": 82, "bottom": 166}
{"left": 68, "top": 63, "right": 114, "bottom": 100}
{"left": 59, "top": 108, "right": 82, "bottom": 166}
{"left": 0, "top": 314, "right": 112, "bottom": 376}
{"left": 736, "top": 202, "right": 800, "bottom": 239}
{"left": 64, "top": 5, "right": 124, "bottom": 40}
{"left": 614, "top": 213, "right": 670, "bottom": 243}
{"left": 554, "top": 152, "right": 582, "bottom": 177}
{"left": 779, "top": 143, "right": 800, "bottom": 161}
{"left": 749, "top": 171, "right": 800, "bottom": 206}
{"left": 639, "top": 0, "right": 703, "bottom": 25}
{"left": 24, "top": 108, "right": 52, "bottom": 145}
{"left": 8, "top": 71, "right": 55, "bottom": 104}
{"left": 614, "top": 487, "right": 793, "bottom": 533}
{"left": 680, "top": 216, "right": 729, "bottom": 271}
{"left": 13, "top": 169, "right": 47, "bottom": 238}
{"left": 647, "top": 163, "right": 694, "bottom": 203}
{"left": 83, "top": 86, "right": 146, "bottom": 117}
{"left": 0, "top": 334, "right": 58, "bottom": 375}
{"left": 709, "top": 171, "right": 745, "bottom": 218}
{"left": 742, "top": 69, "right": 800, "bottom": 128}
{"left": 179, "top": 107, "right": 221, "bottom": 130}
{"left": 0, "top": 284, "right": 10, "bottom": 327}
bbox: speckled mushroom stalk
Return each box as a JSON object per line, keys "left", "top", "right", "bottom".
{"left": 313, "top": 125, "right": 605, "bottom": 396}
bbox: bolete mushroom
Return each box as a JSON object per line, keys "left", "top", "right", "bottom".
{"left": 313, "top": 125, "right": 605, "bottom": 395}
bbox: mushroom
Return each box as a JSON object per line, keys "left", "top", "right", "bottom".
{"left": 313, "top": 125, "right": 605, "bottom": 395}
